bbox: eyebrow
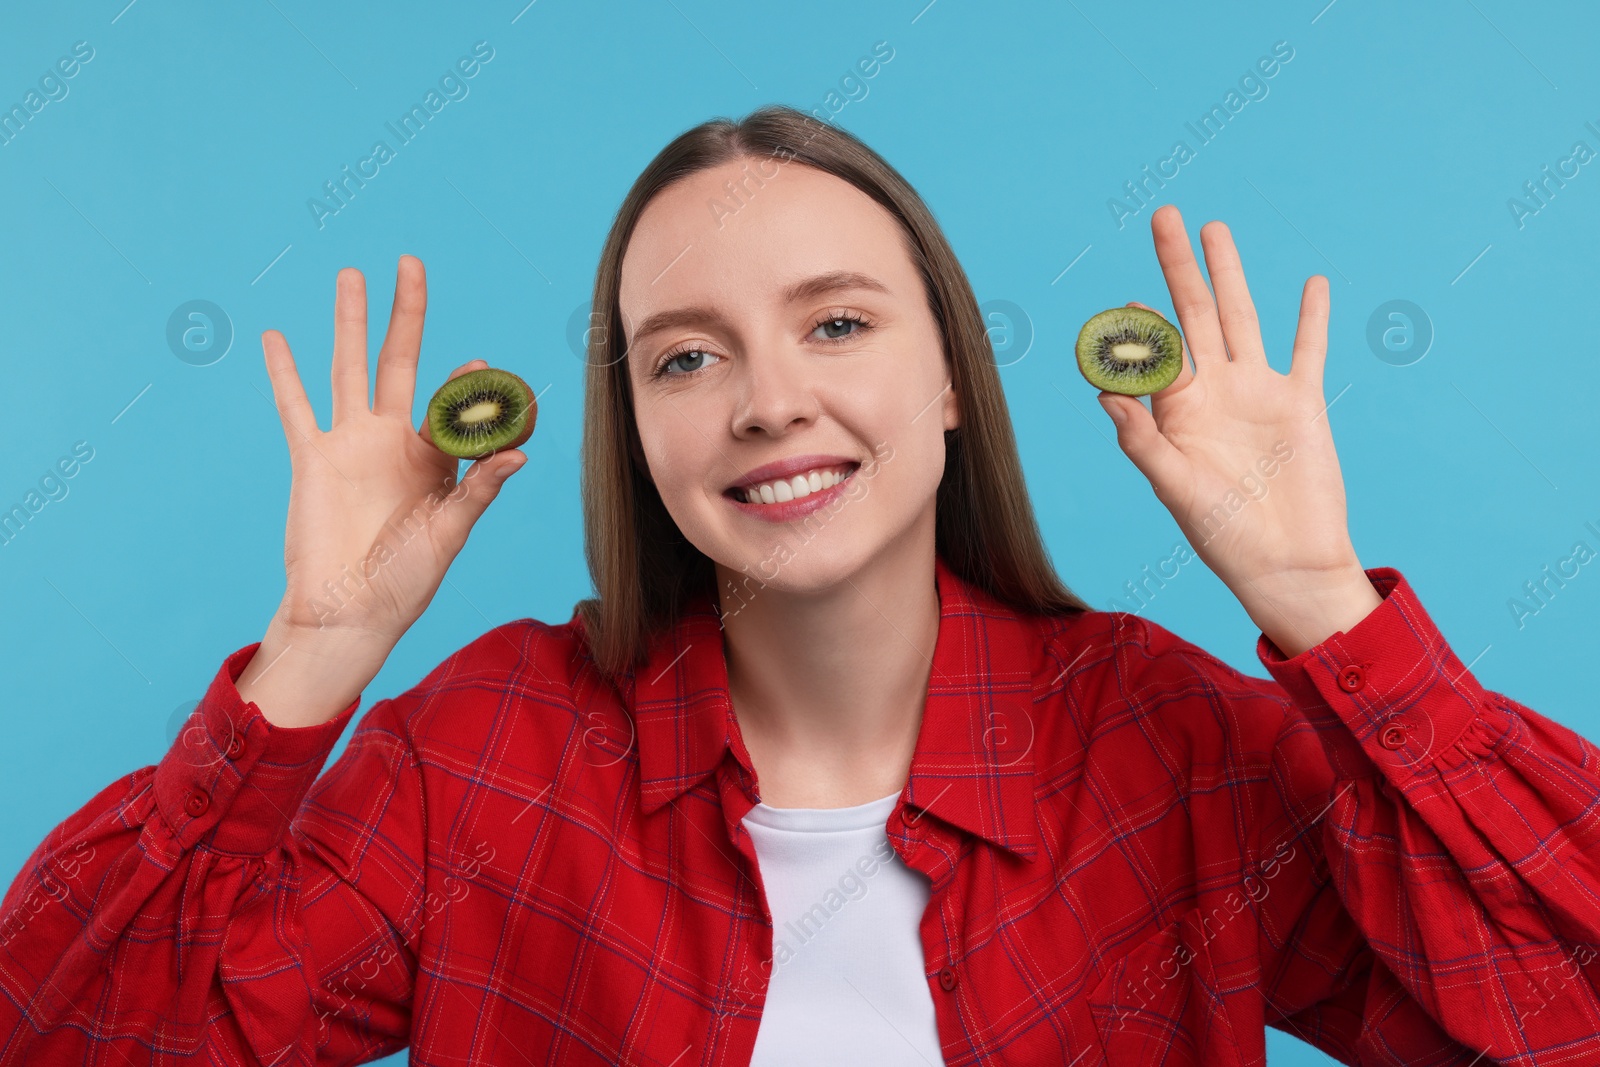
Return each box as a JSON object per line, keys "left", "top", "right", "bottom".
{"left": 627, "top": 270, "right": 892, "bottom": 352}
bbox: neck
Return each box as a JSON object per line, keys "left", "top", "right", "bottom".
{"left": 714, "top": 524, "right": 940, "bottom": 808}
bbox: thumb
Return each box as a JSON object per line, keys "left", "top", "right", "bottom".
{"left": 1097, "top": 393, "right": 1186, "bottom": 492}
{"left": 430, "top": 449, "right": 526, "bottom": 550}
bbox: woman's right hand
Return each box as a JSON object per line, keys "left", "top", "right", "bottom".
{"left": 237, "top": 257, "right": 528, "bottom": 727}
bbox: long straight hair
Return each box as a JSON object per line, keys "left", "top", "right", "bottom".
{"left": 576, "top": 104, "right": 1090, "bottom": 679}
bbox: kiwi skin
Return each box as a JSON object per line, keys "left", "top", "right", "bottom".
{"left": 425, "top": 367, "right": 537, "bottom": 459}
{"left": 1075, "top": 306, "right": 1184, "bottom": 397}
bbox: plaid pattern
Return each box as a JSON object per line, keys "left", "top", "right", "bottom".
{"left": 3, "top": 553, "right": 1599, "bottom": 1065}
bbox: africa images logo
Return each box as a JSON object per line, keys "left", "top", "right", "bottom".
{"left": 307, "top": 42, "right": 495, "bottom": 230}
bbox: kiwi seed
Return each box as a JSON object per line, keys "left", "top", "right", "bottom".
{"left": 1075, "top": 307, "right": 1184, "bottom": 396}
{"left": 425, "top": 367, "right": 537, "bottom": 459}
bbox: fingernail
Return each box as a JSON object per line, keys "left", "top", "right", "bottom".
{"left": 1099, "top": 397, "right": 1125, "bottom": 426}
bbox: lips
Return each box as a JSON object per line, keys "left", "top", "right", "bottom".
{"left": 728, "top": 464, "right": 857, "bottom": 505}
{"left": 725, "top": 453, "right": 861, "bottom": 495}
{"left": 724, "top": 462, "right": 864, "bottom": 522}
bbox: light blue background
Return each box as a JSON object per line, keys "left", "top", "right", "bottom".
{"left": 3, "top": 2, "right": 1597, "bottom": 1063}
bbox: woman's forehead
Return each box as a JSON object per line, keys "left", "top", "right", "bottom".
{"left": 619, "top": 162, "right": 911, "bottom": 319}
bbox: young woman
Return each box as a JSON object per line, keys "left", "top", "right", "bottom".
{"left": 2, "top": 105, "right": 1598, "bottom": 1066}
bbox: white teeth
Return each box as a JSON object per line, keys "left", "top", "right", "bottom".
{"left": 739, "top": 465, "right": 853, "bottom": 505}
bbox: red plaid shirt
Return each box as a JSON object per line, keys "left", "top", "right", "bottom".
{"left": 4, "top": 554, "right": 1600, "bottom": 1065}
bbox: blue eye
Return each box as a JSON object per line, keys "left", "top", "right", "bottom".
{"left": 649, "top": 311, "right": 875, "bottom": 380}
{"left": 666, "top": 351, "right": 706, "bottom": 373}
{"left": 653, "top": 349, "right": 723, "bottom": 378}
{"left": 812, "top": 311, "right": 875, "bottom": 343}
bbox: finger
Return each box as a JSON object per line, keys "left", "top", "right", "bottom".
{"left": 1125, "top": 300, "right": 1196, "bottom": 397}
{"left": 261, "top": 330, "right": 320, "bottom": 447}
{"left": 1149, "top": 205, "right": 1228, "bottom": 371}
{"left": 1288, "top": 275, "right": 1330, "bottom": 384}
{"left": 1198, "top": 221, "right": 1267, "bottom": 365}
{"left": 373, "top": 255, "right": 427, "bottom": 418}
{"left": 428, "top": 449, "right": 528, "bottom": 554}
{"left": 417, "top": 359, "right": 490, "bottom": 445}
{"left": 331, "top": 267, "right": 370, "bottom": 426}
{"left": 1097, "top": 393, "right": 1189, "bottom": 499}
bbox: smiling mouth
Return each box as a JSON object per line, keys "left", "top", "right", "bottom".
{"left": 725, "top": 462, "right": 860, "bottom": 505}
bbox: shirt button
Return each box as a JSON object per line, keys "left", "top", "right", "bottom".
{"left": 1379, "top": 723, "right": 1407, "bottom": 750}
{"left": 1337, "top": 664, "right": 1366, "bottom": 692}
{"left": 937, "top": 965, "right": 958, "bottom": 992}
{"left": 184, "top": 788, "right": 211, "bottom": 817}
{"left": 225, "top": 733, "right": 246, "bottom": 760}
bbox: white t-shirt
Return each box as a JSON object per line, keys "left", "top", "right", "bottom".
{"left": 742, "top": 789, "right": 944, "bottom": 1065}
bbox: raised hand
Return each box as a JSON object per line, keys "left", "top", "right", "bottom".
{"left": 239, "top": 257, "right": 528, "bottom": 726}
{"left": 1096, "top": 204, "right": 1381, "bottom": 656}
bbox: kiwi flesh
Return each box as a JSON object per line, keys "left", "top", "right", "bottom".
{"left": 1075, "top": 307, "right": 1184, "bottom": 396}
{"left": 425, "top": 367, "right": 537, "bottom": 459}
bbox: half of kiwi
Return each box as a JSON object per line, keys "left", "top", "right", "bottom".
{"left": 425, "top": 367, "right": 537, "bottom": 459}
{"left": 1075, "top": 307, "right": 1184, "bottom": 396}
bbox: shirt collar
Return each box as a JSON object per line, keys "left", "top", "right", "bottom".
{"left": 625, "top": 553, "right": 1042, "bottom": 862}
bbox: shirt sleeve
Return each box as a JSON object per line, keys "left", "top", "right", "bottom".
{"left": 1209, "top": 566, "right": 1600, "bottom": 1062}
{"left": 0, "top": 641, "right": 431, "bottom": 1065}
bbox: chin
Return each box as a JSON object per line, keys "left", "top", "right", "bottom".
{"left": 704, "top": 532, "right": 878, "bottom": 597}
{"left": 681, "top": 472, "right": 932, "bottom": 597}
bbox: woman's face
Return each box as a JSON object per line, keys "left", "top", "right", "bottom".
{"left": 617, "top": 157, "right": 960, "bottom": 596}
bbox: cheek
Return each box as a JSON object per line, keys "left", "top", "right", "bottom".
{"left": 635, "top": 400, "right": 720, "bottom": 509}
{"left": 642, "top": 447, "right": 689, "bottom": 506}
{"left": 829, "top": 366, "right": 943, "bottom": 469}
{"left": 829, "top": 408, "right": 941, "bottom": 512}
{"left": 882, "top": 431, "right": 944, "bottom": 508}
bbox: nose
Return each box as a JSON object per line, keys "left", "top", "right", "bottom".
{"left": 730, "top": 334, "right": 818, "bottom": 438}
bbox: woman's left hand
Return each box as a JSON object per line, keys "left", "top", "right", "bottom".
{"left": 1097, "top": 203, "right": 1381, "bottom": 657}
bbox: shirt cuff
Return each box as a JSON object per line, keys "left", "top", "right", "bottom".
{"left": 153, "top": 642, "right": 362, "bottom": 857}
{"left": 1254, "top": 566, "right": 1508, "bottom": 782}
